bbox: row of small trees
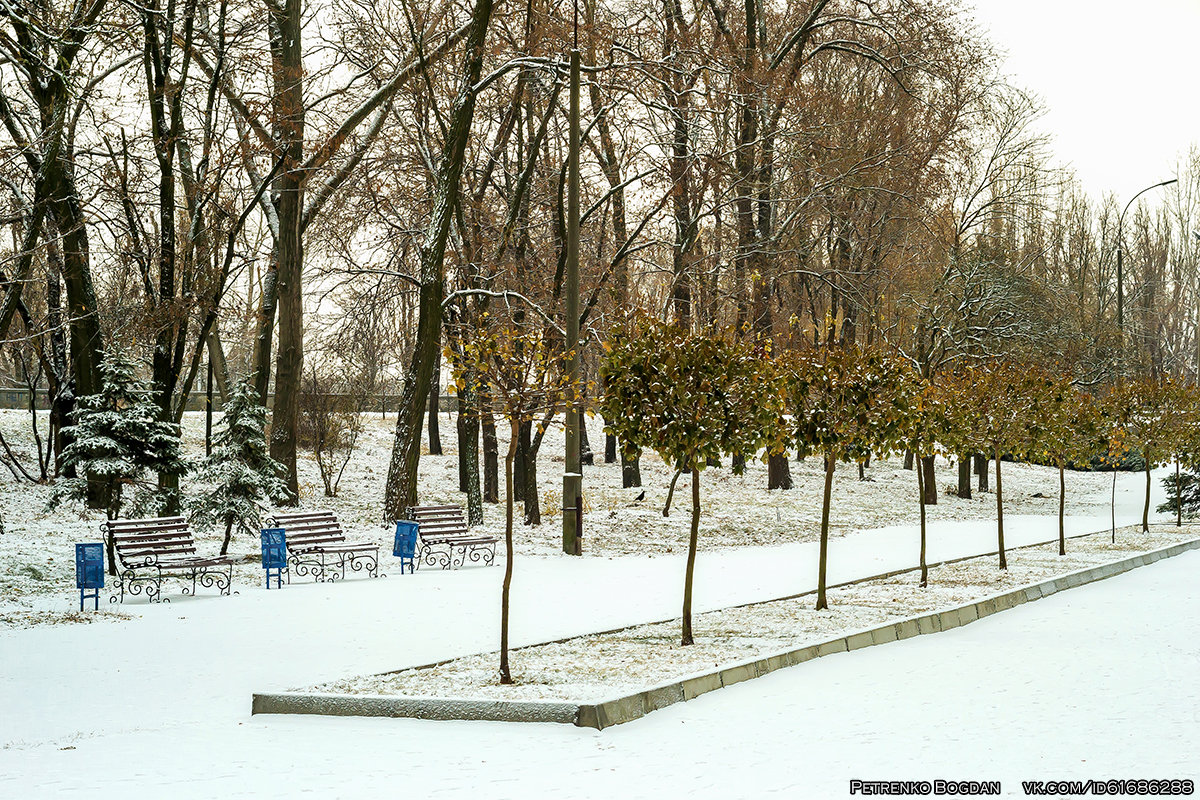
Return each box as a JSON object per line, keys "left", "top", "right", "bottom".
{"left": 598, "top": 317, "right": 1200, "bottom": 646}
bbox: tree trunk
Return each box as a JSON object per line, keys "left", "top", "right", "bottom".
{"left": 1142, "top": 448, "right": 1151, "bottom": 533}
{"left": 579, "top": 411, "right": 593, "bottom": 466}
{"left": 1176, "top": 456, "right": 1182, "bottom": 528}
{"left": 917, "top": 450, "right": 928, "bottom": 587}
{"left": 1111, "top": 465, "right": 1117, "bottom": 544}
{"left": 499, "top": 423, "right": 518, "bottom": 685}
{"left": 381, "top": 0, "right": 496, "bottom": 522}
{"left": 265, "top": 0, "right": 307, "bottom": 502}
{"left": 482, "top": 406, "right": 499, "bottom": 503}
{"left": 816, "top": 453, "right": 834, "bottom": 610}
{"left": 456, "top": 407, "right": 471, "bottom": 492}
{"left": 975, "top": 452, "right": 989, "bottom": 491}
{"left": 604, "top": 431, "right": 617, "bottom": 464}
{"left": 663, "top": 468, "right": 683, "bottom": 517}
{"left": 456, "top": 378, "right": 482, "bottom": 523}
{"left": 514, "top": 419, "right": 530, "bottom": 503}
{"left": 428, "top": 346, "right": 442, "bottom": 455}
{"left": 681, "top": 467, "right": 700, "bottom": 646}
{"left": 251, "top": 262, "right": 279, "bottom": 403}
{"left": 621, "top": 449, "right": 642, "bottom": 488}
{"left": 1058, "top": 460, "right": 1066, "bottom": 555}
{"left": 921, "top": 455, "right": 937, "bottom": 505}
{"left": 903, "top": 449, "right": 914, "bottom": 470}
{"left": 523, "top": 424, "right": 541, "bottom": 526}
{"left": 957, "top": 454, "right": 972, "bottom": 499}
{"left": 768, "top": 452, "right": 792, "bottom": 489}
{"left": 221, "top": 517, "right": 234, "bottom": 557}
{"left": 995, "top": 446, "right": 1006, "bottom": 570}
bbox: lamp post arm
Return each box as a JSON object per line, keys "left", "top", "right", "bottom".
{"left": 1116, "top": 178, "right": 1177, "bottom": 341}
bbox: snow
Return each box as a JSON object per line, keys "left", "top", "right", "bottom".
{"left": 0, "top": 408, "right": 1166, "bottom": 617}
{"left": 0, "top": 406, "right": 1194, "bottom": 796}
{"left": 309, "top": 526, "right": 1197, "bottom": 702}
{"left": 2, "top": 544, "right": 1197, "bottom": 797}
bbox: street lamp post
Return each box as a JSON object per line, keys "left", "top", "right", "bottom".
{"left": 1117, "top": 179, "right": 1177, "bottom": 339}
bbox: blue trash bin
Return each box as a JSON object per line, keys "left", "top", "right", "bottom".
{"left": 75, "top": 543, "right": 104, "bottom": 611}
{"left": 393, "top": 521, "right": 418, "bottom": 574}
{"left": 261, "top": 528, "right": 287, "bottom": 588}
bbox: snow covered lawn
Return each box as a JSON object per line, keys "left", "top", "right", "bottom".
{"left": 0, "top": 408, "right": 1166, "bottom": 622}
{"left": 308, "top": 525, "right": 1198, "bottom": 703}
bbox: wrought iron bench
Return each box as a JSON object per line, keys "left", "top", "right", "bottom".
{"left": 266, "top": 510, "right": 380, "bottom": 582}
{"left": 104, "top": 517, "right": 233, "bottom": 603}
{"left": 406, "top": 505, "right": 498, "bottom": 569}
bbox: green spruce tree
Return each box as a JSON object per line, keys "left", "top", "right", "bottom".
{"left": 51, "top": 348, "right": 189, "bottom": 573}
{"left": 190, "top": 377, "right": 292, "bottom": 555}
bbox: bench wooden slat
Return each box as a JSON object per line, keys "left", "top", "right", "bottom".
{"left": 102, "top": 517, "right": 233, "bottom": 601}
{"left": 269, "top": 510, "right": 380, "bottom": 582}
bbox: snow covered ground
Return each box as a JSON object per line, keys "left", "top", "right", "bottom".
{"left": 311, "top": 525, "right": 1197, "bottom": 702}
{"left": 2, "top": 542, "right": 1196, "bottom": 798}
{"left": 0, "top": 406, "right": 1194, "bottom": 797}
{"left": 0, "top": 407, "right": 1168, "bottom": 618}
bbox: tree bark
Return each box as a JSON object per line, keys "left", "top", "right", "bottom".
{"left": 578, "top": 411, "right": 593, "bottom": 466}
{"left": 957, "top": 453, "right": 972, "bottom": 498}
{"left": 604, "top": 431, "right": 617, "bottom": 464}
{"left": 816, "top": 453, "right": 835, "bottom": 610}
{"left": 461, "top": 386, "right": 482, "bottom": 526}
{"left": 663, "top": 467, "right": 684, "bottom": 517}
{"left": 265, "top": 0, "right": 307, "bottom": 501}
{"left": 456, "top": 406, "right": 471, "bottom": 492}
{"left": 514, "top": 419, "right": 530, "bottom": 503}
{"left": 768, "top": 452, "right": 792, "bottom": 489}
{"left": 995, "top": 446, "right": 1006, "bottom": 570}
{"left": 917, "top": 450, "right": 928, "bottom": 587}
{"left": 500, "top": 422, "right": 518, "bottom": 684}
{"left": 921, "top": 455, "right": 937, "bottom": 505}
{"left": 903, "top": 449, "right": 914, "bottom": 470}
{"left": 1058, "top": 460, "right": 1066, "bottom": 555}
{"left": 523, "top": 422, "right": 541, "bottom": 526}
{"left": 428, "top": 346, "right": 442, "bottom": 455}
{"left": 1176, "top": 456, "right": 1182, "bottom": 528}
{"left": 681, "top": 467, "right": 700, "bottom": 646}
{"left": 621, "top": 449, "right": 642, "bottom": 488}
{"left": 482, "top": 405, "right": 499, "bottom": 503}
{"left": 1142, "top": 448, "right": 1151, "bottom": 533}
{"left": 381, "top": 0, "right": 496, "bottom": 521}
{"left": 975, "top": 452, "right": 989, "bottom": 491}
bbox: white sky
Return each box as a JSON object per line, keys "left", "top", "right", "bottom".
{"left": 967, "top": 0, "right": 1200, "bottom": 201}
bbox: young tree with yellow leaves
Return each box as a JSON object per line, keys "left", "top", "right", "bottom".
{"left": 1103, "top": 377, "right": 1196, "bottom": 535}
{"left": 787, "top": 346, "right": 915, "bottom": 608}
{"left": 600, "top": 318, "right": 785, "bottom": 646}
{"left": 447, "top": 315, "right": 573, "bottom": 684}
{"left": 1028, "top": 375, "right": 1103, "bottom": 555}
{"left": 952, "top": 361, "right": 1046, "bottom": 570}
{"left": 897, "top": 373, "right": 962, "bottom": 586}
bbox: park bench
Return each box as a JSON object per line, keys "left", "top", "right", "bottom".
{"left": 266, "top": 510, "right": 380, "bottom": 582}
{"left": 406, "top": 505, "right": 498, "bottom": 569}
{"left": 104, "top": 516, "right": 233, "bottom": 603}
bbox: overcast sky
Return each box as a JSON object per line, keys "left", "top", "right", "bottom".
{"left": 967, "top": 0, "right": 1200, "bottom": 202}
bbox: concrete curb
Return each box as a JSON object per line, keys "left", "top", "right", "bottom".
{"left": 252, "top": 536, "right": 1200, "bottom": 729}
{"left": 250, "top": 692, "right": 579, "bottom": 723}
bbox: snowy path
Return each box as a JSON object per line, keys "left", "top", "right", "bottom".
{"left": 0, "top": 468, "right": 1178, "bottom": 794}
{"left": 2, "top": 536, "right": 1196, "bottom": 797}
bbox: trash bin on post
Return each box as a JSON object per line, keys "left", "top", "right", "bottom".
{"left": 393, "top": 520, "right": 418, "bottom": 574}
{"left": 260, "top": 528, "right": 287, "bottom": 589}
{"left": 75, "top": 543, "right": 104, "bottom": 611}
